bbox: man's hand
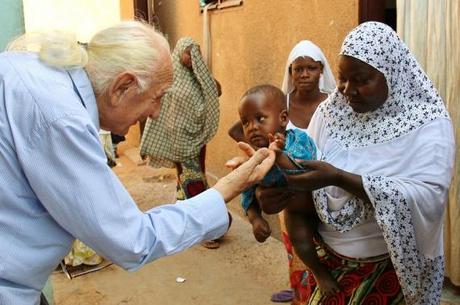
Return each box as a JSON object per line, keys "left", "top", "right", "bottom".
{"left": 214, "top": 142, "right": 275, "bottom": 202}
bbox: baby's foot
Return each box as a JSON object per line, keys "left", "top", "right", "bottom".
{"left": 315, "top": 269, "right": 340, "bottom": 297}
{"left": 251, "top": 217, "right": 271, "bottom": 243}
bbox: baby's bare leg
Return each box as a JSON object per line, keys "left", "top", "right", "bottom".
{"left": 285, "top": 193, "right": 340, "bottom": 296}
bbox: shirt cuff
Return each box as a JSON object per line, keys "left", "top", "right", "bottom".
{"left": 176, "top": 188, "right": 229, "bottom": 240}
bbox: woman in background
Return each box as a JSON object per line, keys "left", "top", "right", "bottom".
{"left": 273, "top": 40, "right": 336, "bottom": 303}
{"left": 141, "top": 37, "right": 223, "bottom": 249}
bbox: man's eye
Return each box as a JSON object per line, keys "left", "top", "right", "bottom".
{"left": 294, "top": 67, "right": 303, "bottom": 73}
{"left": 259, "top": 117, "right": 265, "bottom": 122}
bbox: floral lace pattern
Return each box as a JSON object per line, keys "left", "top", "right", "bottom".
{"left": 321, "top": 22, "right": 448, "bottom": 149}
{"left": 363, "top": 175, "right": 443, "bottom": 304}
{"left": 312, "top": 188, "right": 373, "bottom": 232}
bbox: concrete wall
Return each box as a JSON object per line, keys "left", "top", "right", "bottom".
{"left": 155, "top": 0, "right": 359, "bottom": 183}
{"left": 0, "top": 0, "right": 25, "bottom": 51}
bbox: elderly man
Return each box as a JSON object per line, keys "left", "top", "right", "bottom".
{"left": 0, "top": 21, "right": 274, "bottom": 305}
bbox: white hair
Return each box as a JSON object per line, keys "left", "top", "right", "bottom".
{"left": 7, "top": 21, "right": 170, "bottom": 95}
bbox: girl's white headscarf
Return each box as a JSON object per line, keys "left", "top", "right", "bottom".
{"left": 281, "top": 40, "right": 336, "bottom": 95}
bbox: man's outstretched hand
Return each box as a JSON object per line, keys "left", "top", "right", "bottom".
{"left": 214, "top": 142, "right": 275, "bottom": 202}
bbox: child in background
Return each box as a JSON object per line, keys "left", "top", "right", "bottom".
{"left": 237, "top": 84, "right": 339, "bottom": 296}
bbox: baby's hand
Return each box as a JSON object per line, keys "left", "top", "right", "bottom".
{"left": 268, "top": 132, "right": 286, "bottom": 153}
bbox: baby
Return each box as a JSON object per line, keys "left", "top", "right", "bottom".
{"left": 238, "top": 84, "right": 339, "bottom": 295}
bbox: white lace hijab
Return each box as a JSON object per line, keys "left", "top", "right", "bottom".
{"left": 281, "top": 40, "right": 336, "bottom": 95}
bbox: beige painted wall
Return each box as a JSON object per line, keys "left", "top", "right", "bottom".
{"left": 155, "top": 0, "right": 359, "bottom": 182}
{"left": 120, "top": 0, "right": 134, "bottom": 20}
{"left": 118, "top": 0, "right": 143, "bottom": 154}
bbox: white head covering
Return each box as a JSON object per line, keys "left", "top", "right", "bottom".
{"left": 321, "top": 22, "right": 449, "bottom": 149}
{"left": 281, "top": 40, "right": 336, "bottom": 95}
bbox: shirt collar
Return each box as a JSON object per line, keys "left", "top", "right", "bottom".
{"left": 67, "top": 68, "right": 100, "bottom": 130}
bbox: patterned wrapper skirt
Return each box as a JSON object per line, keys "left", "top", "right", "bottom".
{"left": 175, "top": 146, "right": 208, "bottom": 200}
{"left": 281, "top": 231, "right": 406, "bottom": 305}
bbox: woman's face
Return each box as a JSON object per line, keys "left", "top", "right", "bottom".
{"left": 180, "top": 46, "right": 193, "bottom": 69}
{"left": 290, "top": 56, "right": 323, "bottom": 92}
{"left": 337, "top": 55, "right": 389, "bottom": 113}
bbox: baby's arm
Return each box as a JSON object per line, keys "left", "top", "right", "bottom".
{"left": 269, "top": 133, "right": 301, "bottom": 170}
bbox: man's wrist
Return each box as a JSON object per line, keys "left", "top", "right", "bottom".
{"left": 213, "top": 177, "right": 235, "bottom": 203}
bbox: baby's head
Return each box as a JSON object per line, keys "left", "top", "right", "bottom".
{"left": 238, "top": 84, "right": 288, "bottom": 149}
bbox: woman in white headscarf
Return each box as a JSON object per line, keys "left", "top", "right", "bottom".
{"left": 256, "top": 22, "right": 455, "bottom": 305}
{"left": 229, "top": 41, "right": 335, "bottom": 145}
{"left": 270, "top": 40, "right": 336, "bottom": 303}
{"left": 281, "top": 40, "right": 335, "bottom": 133}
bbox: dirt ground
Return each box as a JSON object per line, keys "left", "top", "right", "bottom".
{"left": 51, "top": 148, "right": 289, "bottom": 305}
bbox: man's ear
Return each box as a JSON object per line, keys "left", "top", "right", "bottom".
{"left": 279, "top": 109, "right": 289, "bottom": 127}
{"left": 108, "top": 72, "right": 138, "bottom": 106}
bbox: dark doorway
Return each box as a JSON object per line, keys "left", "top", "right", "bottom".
{"left": 359, "top": 0, "right": 397, "bottom": 31}
{"left": 134, "top": 0, "right": 148, "bottom": 21}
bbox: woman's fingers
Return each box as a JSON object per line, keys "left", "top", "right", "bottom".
{"left": 255, "top": 185, "right": 292, "bottom": 214}
{"left": 284, "top": 171, "right": 319, "bottom": 191}
{"left": 285, "top": 160, "right": 337, "bottom": 190}
{"left": 294, "top": 159, "right": 316, "bottom": 169}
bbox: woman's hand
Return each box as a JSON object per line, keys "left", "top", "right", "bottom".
{"left": 286, "top": 160, "right": 342, "bottom": 191}
{"left": 255, "top": 185, "right": 293, "bottom": 214}
{"left": 214, "top": 142, "right": 275, "bottom": 202}
{"left": 288, "top": 160, "right": 371, "bottom": 203}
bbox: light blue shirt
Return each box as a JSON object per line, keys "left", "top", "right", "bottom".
{"left": 0, "top": 52, "right": 229, "bottom": 305}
